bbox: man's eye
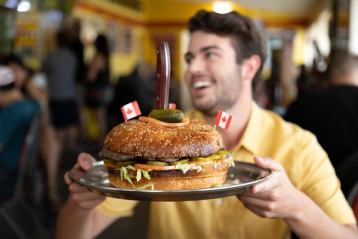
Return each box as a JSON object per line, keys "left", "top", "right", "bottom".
{"left": 205, "top": 52, "right": 216, "bottom": 59}
{"left": 185, "top": 55, "right": 192, "bottom": 64}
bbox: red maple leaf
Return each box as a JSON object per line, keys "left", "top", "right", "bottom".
{"left": 126, "top": 108, "right": 133, "bottom": 114}
{"left": 222, "top": 116, "right": 226, "bottom": 123}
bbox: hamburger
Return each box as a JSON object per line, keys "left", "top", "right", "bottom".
{"left": 99, "top": 116, "right": 233, "bottom": 190}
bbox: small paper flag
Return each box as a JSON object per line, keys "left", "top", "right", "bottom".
{"left": 169, "top": 103, "right": 176, "bottom": 109}
{"left": 121, "top": 101, "right": 141, "bottom": 121}
{"left": 215, "top": 110, "right": 232, "bottom": 130}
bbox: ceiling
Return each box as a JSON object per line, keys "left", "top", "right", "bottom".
{"left": 175, "top": 0, "right": 330, "bottom": 18}
{"left": 233, "top": 0, "right": 329, "bottom": 17}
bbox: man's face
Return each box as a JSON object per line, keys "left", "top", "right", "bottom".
{"left": 184, "top": 31, "right": 242, "bottom": 115}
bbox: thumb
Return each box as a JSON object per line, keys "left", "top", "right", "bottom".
{"left": 254, "top": 156, "right": 283, "bottom": 172}
{"left": 77, "top": 153, "right": 96, "bottom": 171}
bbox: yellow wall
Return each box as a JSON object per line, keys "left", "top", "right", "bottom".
{"left": 72, "top": 0, "right": 146, "bottom": 81}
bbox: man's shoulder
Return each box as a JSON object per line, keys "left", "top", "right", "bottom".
{"left": 259, "top": 107, "right": 318, "bottom": 147}
{"left": 13, "top": 98, "right": 41, "bottom": 120}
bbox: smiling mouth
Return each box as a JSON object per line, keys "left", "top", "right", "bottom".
{"left": 192, "top": 81, "right": 212, "bottom": 90}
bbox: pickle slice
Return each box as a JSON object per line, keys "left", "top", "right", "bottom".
{"left": 193, "top": 152, "right": 223, "bottom": 161}
{"left": 170, "top": 159, "right": 189, "bottom": 165}
{"left": 103, "top": 159, "right": 136, "bottom": 169}
{"left": 148, "top": 109, "right": 184, "bottom": 123}
{"left": 147, "top": 161, "right": 169, "bottom": 166}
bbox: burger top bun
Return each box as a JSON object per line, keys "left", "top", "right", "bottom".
{"left": 103, "top": 119, "right": 223, "bottom": 159}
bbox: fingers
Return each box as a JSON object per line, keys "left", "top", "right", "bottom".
{"left": 241, "top": 202, "right": 276, "bottom": 218}
{"left": 239, "top": 195, "right": 276, "bottom": 212}
{"left": 64, "top": 172, "right": 72, "bottom": 185}
{"left": 251, "top": 173, "right": 279, "bottom": 193}
{"left": 254, "top": 157, "right": 283, "bottom": 172}
{"left": 68, "top": 179, "right": 105, "bottom": 210}
{"left": 238, "top": 193, "right": 280, "bottom": 218}
{"left": 63, "top": 153, "right": 104, "bottom": 210}
{"left": 78, "top": 153, "right": 96, "bottom": 171}
{"left": 63, "top": 153, "right": 96, "bottom": 185}
{"left": 69, "top": 182, "right": 90, "bottom": 193}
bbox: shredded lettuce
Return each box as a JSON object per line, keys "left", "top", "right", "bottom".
{"left": 120, "top": 168, "right": 123, "bottom": 181}
{"left": 136, "top": 169, "right": 142, "bottom": 182}
{"left": 136, "top": 183, "right": 154, "bottom": 190}
{"left": 127, "top": 165, "right": 136, "bottom": 171}
{"left": 175, "top": 163, "right": 202, "bottom": 174}
{"left": 142, "top": 169, "right": 151, "bottom": 180}
{"left": 121, "top": 167, "right": 133, "bottom": 185}
{"left": 116, "top": 166, "right": 152, "bottom": 184}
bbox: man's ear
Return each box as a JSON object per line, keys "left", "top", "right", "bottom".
{"left": 240, "top": 55, "right": 261, "bottom": 82}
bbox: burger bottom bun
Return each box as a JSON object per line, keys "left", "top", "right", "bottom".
{"left": 107, "top": 160, "right": 231, "bottom": 190}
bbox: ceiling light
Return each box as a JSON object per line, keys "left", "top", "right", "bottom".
{"left": 213, "top": 1, "right": 232, "bottom": 14}
{"left": 17, "top": 0, "right": 31, "bottom": 12}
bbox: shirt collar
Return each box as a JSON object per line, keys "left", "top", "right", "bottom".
{"left": 236, "top": 102, "right": 262, "bottom": 155}
{"left": 186, "top": 102, "right": 263, "bottom": 155}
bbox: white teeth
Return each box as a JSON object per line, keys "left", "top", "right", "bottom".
{"left": 192, "top": 81, "right": 211, "bottom": 89}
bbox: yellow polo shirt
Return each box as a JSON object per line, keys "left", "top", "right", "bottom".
{"left": 97, "top": 103, "right": 356, "bottom": 239}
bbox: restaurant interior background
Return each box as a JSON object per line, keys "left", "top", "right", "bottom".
{"left": 0, "top": 0, "right": 356, "bottom": 238}
{"left": 1, "top": 0, "right": 354, "bottom": 110}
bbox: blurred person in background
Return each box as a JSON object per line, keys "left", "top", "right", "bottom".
{"left": 84, "top": 34, "right": 111, "bottom": 143}
{"left": 0, "top": 66, "right": 40, "bottom": 202}
{"left": 285, "top": 52, "right": 358, "bottom": 197}
{"left": 285, "top": 52, "right": 358, "bottom": 170}
{"left": 69, "top": 18, "right": 85, "bottom": 85}
{"left": 43, "top": 28, "right": 80, "bottom": 152}
{"left": 68, "top": 18, "right": 86, "bottom": 142}
{"left": 57, "top": 10, "right": 358, "bottom": 239}
{"left": 107, "top": 62, "right": 156, "bottom": 128}
{"left": 5, "top": 54, "right": 62, "bottom": 209}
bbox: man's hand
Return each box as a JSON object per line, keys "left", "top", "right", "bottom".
{"left": 64, "top": 153, "right": 105, "bottom": 210}
{"left": 238, "top": 157, "right": 303, "bottom": 219}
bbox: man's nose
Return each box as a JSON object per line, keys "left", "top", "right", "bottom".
{"left": 188, "top": 57, "right": 205, "bottom": 73}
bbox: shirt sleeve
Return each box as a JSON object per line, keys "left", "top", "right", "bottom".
{"left": 0, "top": 107, "right": 24, "bottom": 147}
{"left": 96, "top": 198, "right": 138, "bottom": 218}
{"left": 296, "top": 132, "right": 356, "bottom": 224}
{"left": 0, "top": 100, "right": 40, "bottom": 151}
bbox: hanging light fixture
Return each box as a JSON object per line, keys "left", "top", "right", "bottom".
{"left": 213, "top": 1, "right": 232, "bottom": 14}
{"left": 17, "top": 0, "right": 31, "bottom": 12}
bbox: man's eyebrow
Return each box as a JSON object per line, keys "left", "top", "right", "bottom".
{"left": 200, "top": 45, "right": 221, "bottom": 52}
{"left": 185, "top": 45, "right": 222, "bottom": 58}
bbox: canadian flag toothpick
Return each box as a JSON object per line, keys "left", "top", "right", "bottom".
{"left": 169, "top": 103, "right": 176, "bottom": 109}
{"left": 121, "top": 101, "right": 141, "bottom": 121}
{"left": 215, "top": 110, "right": 232, "bottom": 130}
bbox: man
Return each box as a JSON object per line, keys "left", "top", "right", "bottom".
{"left": 43, "top": 28, "right": 80, "bottom": 151}
{"left": 285, "top": 52, "right": 358, "bottom": 198}
{"left": 0, "top": 66, "right": 40, "bottom": 201}
{"left": 57, "top": 10, "right": 358, "bottom": 239}
{"left": 286, "top": 52, "right": 358, "bottom": 170}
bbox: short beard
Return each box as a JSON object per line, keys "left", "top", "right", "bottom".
{"left": 194, "top": 96, "right": 237, "bottom": 117}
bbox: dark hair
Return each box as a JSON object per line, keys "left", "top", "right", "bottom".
{"left": 188, "top": 10, "right": 267, "bottom": 86}
{"left": 327, "top": 50, "right": 358, "bottom": 80}
{"left": 56, "top": 28, "right": 70, "bottom": 47}
{"left": 0, "top": 82, "right": 15, "bottom": 91}
{"left": 95, "top": 34, "right": 110, "bottom": 56}
{"left": 4, "top": 54, "right": 26, "bottom": 70}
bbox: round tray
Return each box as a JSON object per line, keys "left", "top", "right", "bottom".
{"left": 69, "top": 161, "right": 272, "bottom": 201}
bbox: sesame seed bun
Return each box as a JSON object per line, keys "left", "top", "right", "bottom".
{"left": 102, "top": 119, "right": 223, "bottom": 159}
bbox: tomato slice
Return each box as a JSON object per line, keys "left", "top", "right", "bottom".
{"left": 134, "top": 163, "right": 175, "bottom": 171}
